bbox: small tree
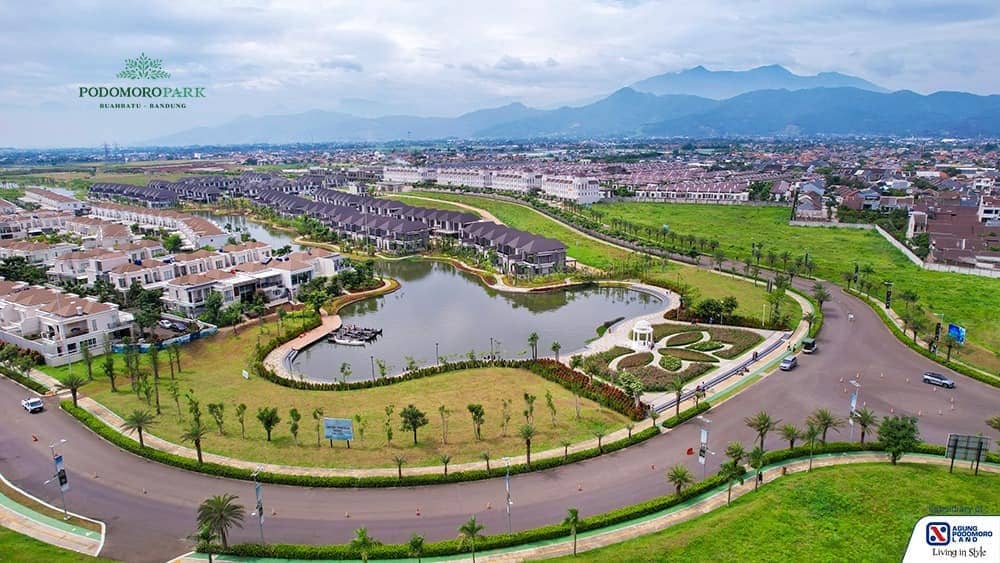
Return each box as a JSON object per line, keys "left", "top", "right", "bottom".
{"left": 523, "top": 392, "right": 537, "bottom": 424}
{"left": 182, "top": 420, "right": 209, "bottom": 464}
{"left": 666, "top": 464, "right": 693, "bottom": 494}
{"left": 812, "top": 283, "right": 831, "bottom": 310}
{"left": 313, "top": 407, "right": 324, "bottom": 446}
{"left": 392, "top": 455, "right": 406, "bottom": 480}
{"left": 102, "top": 336, "right": 117, "bottom": 392}
{"left": 407, "top": 533, "right": 425, "bottom": 563}
{"left": 189, "top": 524, "right": 218, "bottom": 563}
{"left": 501, "top": 399, "right": 513, "bottom": 437}
{"left": 779, "top": 424, "right": 800, "bottom": 449}
{"left": 519, "top": 424, "right": 536, "bottom": 467}
{"left": 196, "top": 493, "right": 245, "bottom": 549}
{"left": 458, "top": 516, "right": 485, "bottom": 563}
{"left": 480, "top": 451, "right": 491, "bottom": 474}
{"left": 668, "top": 374, "right": 686, "bottom": 418}
{"left": 744, "top": 410, "right": 781, "bottom": 450}
{"left": 528, "top": 332, "right": 539, "bottom": 361}
{"left": 544, "top": 389, "right": 557, "bottom": 426}
{"left": 440, "top": 453, "right": 452, "bottom": 476}
{"left": 550, "top": 341, "right": 562, "bottom": 363}
{"left": 399, "top": 404, "right": 428, "bottom": 445}
{"left": 467, "top": 404, "right": 485, "bottom": 440}
{"left": 256, "top": 407, "right": 281, "bottom": 441}
{"left": 168, "top": 380, "right": 182, "bottom": 420}
{"left": 235, "top": 403, "right": 247, "bottom": 438}
{"left": 807, "top": 408, "right": 845, "bottom": 444}
{"left": 943, "top": 334, "right": 962, "bottom": 362}
{"left": 562, "top": 507, "right": 580, "bottom": 556}
{"left": 593, "top": 425, "right": 607, "bottom": 453}
{"left": 350, "top": 527, "right": 381, "bottom": 563}
{"left": 878, "top": 415, "right": 920, "bottom": 465}
{"left": 438, "top": 405, "right": 452, "bottom": 444}
{"left": 725, "top": 441, "right": 746, "bottom": 465}
{"left": 121, "top": 409, "right": 156, "bottom": 448}
{"left": 384, "top": 404, "right": 395, "bottom": 447}
{"left": 58, "top": 373, "right": 88, "bottom": 408}
{"left": 749, "top": 446, "right": 765, "bottom": 491}
{"left": 80, "top": 342, "right": 94, "bottom": 381}
{"left": 803, "top": 423, "right": 821, "bottom": 471}
{"left": 288, "top": 408, "right": 301, "bottom": 445}
{"left": 719, "top": 460, "right": 745, "bottom": 507}
{"left": 207, "top": 403, "right": 225, "bottom": 435}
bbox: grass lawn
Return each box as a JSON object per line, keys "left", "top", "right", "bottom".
{"left": 400, "top": 192, "right": 799, "bottom": 322}
{"left": 45, "top": 319, "right": 625, "bottom": 469}
{"left": 554, "top": 463, "right": 1000, "bottom": 562}
{"left": 0, "top": 527, "right": 113, "bottom": 562}
{"left": 596, "top": 202, "right": 1000, "bottom": 371}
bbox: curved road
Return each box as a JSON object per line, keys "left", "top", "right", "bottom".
{"left": 1, "top": 285, "right": 997, "bottom": 561}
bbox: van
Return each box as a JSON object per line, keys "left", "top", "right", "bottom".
{"left": 801, "top": 338, "right": 817, "bottom": 354}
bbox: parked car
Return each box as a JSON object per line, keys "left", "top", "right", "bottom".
{"left": 158, "top": 319, "right": 174, "bottom": 329}
{"left": 779, "top": 356, "right": 798, "bottom": 371}
{"left": 801, "top": 338, "right": 817, "bottom": 354}
{"left": 922, "top": 372, "right": 955, "bottom": 389}
{"left": 21, "top": 397, "right": 44, "bottom": 413}
{"left": 174, "top": 322, "right": 190, "bottom": 332}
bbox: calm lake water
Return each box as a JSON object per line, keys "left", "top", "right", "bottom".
{"left": 291, "top": 260, "right": 661, "bottom": 382}
{"left": 191, "top": 212, "right": 300, "bottom": 249}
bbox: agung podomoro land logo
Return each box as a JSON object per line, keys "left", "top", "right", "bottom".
{"left": 79, "top": 53, "right": 205, "bottom": 110}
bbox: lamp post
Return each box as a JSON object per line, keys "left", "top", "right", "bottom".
{"left": 370, "top": 355, "right": 375, "bottom": 381}
{"left": 250, "top": 464, "right": 265, "bottom": 544}
{"left": 489, "top": 337, "right": 494, "bottom": 362}
{"left": 503, "top": 457, "right": 512, "bottom": 534}
{"left": 435, "top": 342, "right": 439, "bottom": 365}
{"left": 696, "top": 415, "right": 711, "bottom": 479}
{"left": 45, "top": 439, "right": 69, "bottom": 520}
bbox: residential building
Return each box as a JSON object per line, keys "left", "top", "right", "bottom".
{"left": 22, "top": 188, "right": 88, "bottom": 213}
{"left": 540, "top": 175, "right": 601, "bottom": 204}
{"left": 460, "top": 221, "right": 566, "bottom": 276}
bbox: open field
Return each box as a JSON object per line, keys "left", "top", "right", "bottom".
{"left": 43, "top": 318, "right": 625, "bottom": 469}
{"left": 554, "top": 463, "right": 1000, "bottom": 562}
{"left": 400, "top": 192, "right": 800, "bottom": 323}
{"left": 597, "top": 202, "right": 1000, "bottom": 370}
{"left": 0, "top": 527, "right": 111, "bottom": 562}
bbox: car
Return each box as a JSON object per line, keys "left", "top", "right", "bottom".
{"left": 158, "top": 319, "right": 174, "bottom": 329}
{"left": 21, "top": 397, "right": 44, "bottom": 413}
{"left": 922, "top": 372, "right": 955, "bottom": 389}
{"left": 779, "top": 356, "right": 798, "bottom": 371}
{"left": 801, "top": 338, "right": 817, "bottom": 354}
{"left": 174, "top": 322, "right": 189, "bottom": 332}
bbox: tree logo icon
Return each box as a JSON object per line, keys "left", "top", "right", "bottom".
{"left": 116, "top": 53, "right": 171, "bottom": 80}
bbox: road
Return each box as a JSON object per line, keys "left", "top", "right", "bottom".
{"left": 1, "top": 287, "right": 997, "bottom": 562}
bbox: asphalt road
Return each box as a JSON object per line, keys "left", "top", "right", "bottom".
{"left": 1, "top": 287, "right": 997, "bottom": 562}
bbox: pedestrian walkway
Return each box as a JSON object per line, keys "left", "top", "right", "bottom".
{"left": 0, "top": 473, "right": 104, "bottom": 557}
{"left": 168, "top": 452, "right": 996, "bottom": 562}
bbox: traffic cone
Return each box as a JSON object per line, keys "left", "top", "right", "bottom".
{"left": 650, "top": 464, "right": 655, "bottom": 471}
{"left": 486, "top": 502, "right": 492, "bottom": 510}
{"left": 890, "top": 407, "right": 895, "bottom": 414}
{"left": 31, "top": 434, "right": 38, "bottom": 442}
{"left": 917, "top": 410, "right": 922, "bottom": 416}
{"left": 416, "top": 507, "right": 421, "bottom": 516}
{"left": 577, "top": 483, "right": 583, "bottom": 492}
{"left": 345, "top": 511, "right": 350, "bottom": 518}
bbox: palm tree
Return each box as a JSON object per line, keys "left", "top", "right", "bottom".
{"left": 720, "top": 460, "right": 744, "bottom": 507}
{"left": 458, "top": 516, "right": 486, "bottom": 563}
{"left": 744, "top": 410, "right": 781, "bottom": 449}
{"left": 121, "top": 409, "right": 156, "bottom": 448}
{"left": 779, "top": 424, "right": 801, "bottom": 449}
{"left": 408, "top": 533, "right": 425, "bottom": 563}
{"left": 440, "top": 454, "right": 452, "bottom": 476}
{"left": 58, "top": 373, "right": 88, "bottom": 408}
{"left": 667, "top": 374, "right": 686, "bottom": 418}
{"left": 189, "top": 524, "right": 218, "bottom": 563}
{"left": 666, "top": 464, "right": 694, "bottom": 494}
{"left": 528, "top": 332, "right": 539, "bottom": 361}
{"left": 803, "top": 423, "right": 821, "bottom": 471}
{"left": 196, "top": 493, "right": 245, "bottom": 549}
{"left": 749, "top": 446, "right": 766, "bottom": 491}
{"left": 725, "top": 441, "right": 746, "bottom": 465}
{"left": 812, "top": 283, "right": 831, "bottom": 310}
{"left": 551, "top": 341, "right": 562, "bottom": 363}
{"left": 351, "top": 527, "right": 381, "bottom": 563}
{"left": 256, "top": 406, "right": 281, "bottom": 441}
{"left": 807, "top": 409, "right": 845, "bottom": 444}
{"left": 562, "top": 507, "right": 580, "bottom": 556}
{"left": 519, "top": 424, "right": 536, "bottom": 467}
{"left": 802, "top": 311, "right": 818, "bottom": 332}
{"left": 480, "top": 451, "right": 491, "bottom": 474}
{"left": 899, "top": 288, "right": 919, "bottom": 314}
{"left": 853, "top": 408, "right": 879, "bottom": 444}
{"left": 393, "top": 455, "right": 407, "bottom": 481}
{"left": 593, "top": 426, "right": 607, "bottom": 453}
{"left": 181, "top": 420, "right": 209, "bottom": 464}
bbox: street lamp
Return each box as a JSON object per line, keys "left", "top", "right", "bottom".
{"left": 370, "top": 355, "right": 375, "bottom": 381}
{"left": 503, "top": 457, "right": 512, "bottom": 534}
{"left": 250, "top": 464, "right": 265, "bottom": 544}
{"left": 44, "top": 439, "right": 69, "bottom": 520}
{"left": 696, "top": 416, "right": 712, "bottom": 479}
{"left": 435, "top": 342, "right": 440, "bottom": 365}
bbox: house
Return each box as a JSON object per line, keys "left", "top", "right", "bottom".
{"left": 0, "top": 199, "right": 20, "bottom": 214}
{"left": 22, "top": 188, "right": 88, "bottom": 213}
{"left": 460, "top": 221, "right": 566, "bottom": 276}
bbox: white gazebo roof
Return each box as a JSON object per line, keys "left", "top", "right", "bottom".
{"left": 632, "top": 320, "right": 653, "bottom": 334}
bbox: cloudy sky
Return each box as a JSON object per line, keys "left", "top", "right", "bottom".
{"left": 2, "top": 0, "right": 999, "bottom": 148}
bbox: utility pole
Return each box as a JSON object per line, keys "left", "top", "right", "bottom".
{"left": 504, "top": 457, "right": 512, "bottom": 534}
{"left": 251, "top": 465, "right": 265, "bottom": 544}
{"left": 44, "top": 439, "right": 69, "bottom": 520}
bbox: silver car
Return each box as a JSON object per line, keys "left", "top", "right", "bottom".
{"left": 779, "top": 356, "right": 798, "bottom": 371}
{"left": 922, "top": 372, "right": 955, "bottom": 389}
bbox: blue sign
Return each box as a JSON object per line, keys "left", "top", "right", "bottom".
{"left": 947, "top": 323, "right": 966, "bottom": 344}
{"left": 53, "top": 454, "right": 69, "bottom": 492}
{"left": 323, "top": 418, "right": 354, "bottom": 441}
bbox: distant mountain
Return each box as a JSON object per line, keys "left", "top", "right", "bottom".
{"left": 146, "top": 86, "right": 1000, "bottom": 145}
{"left": 632, "top": 64, "right": 887, "bottom": 99}
{"left": 642, "top": 88, "right": 1000, "bottom": 137}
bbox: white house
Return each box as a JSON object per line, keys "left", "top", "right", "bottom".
{"left": 540, "top": 175, "right": 602, "bottom": 204}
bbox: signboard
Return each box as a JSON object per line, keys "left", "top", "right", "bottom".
{"left": 700, "top": 428, "right": 709, "bottom": 446}
{"left": 53, "top": 454, "right": 69, "bottom": 493}
{"left": 323, "top": 417, "right": 354, "bottom": 441}
{"left": 948, "top": 323, "right": 967, "bottom": 344}
{"left": 241, "top": 369, "right": 250, "bottom": 380}
{"left": 849, "top": 390, "right": 858, "bottom": 415}
{"left": 946, "top": 434, "right": 990, "bottom": 462}
{"left": 697, "top": 445, "right": 707, "bottom": 465}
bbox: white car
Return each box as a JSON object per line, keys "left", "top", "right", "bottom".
{"left": 158, "top": 319, "right": 174, "bottom": 329}
{"left": 21, "top": 397, "right": 44, "bottom": 413}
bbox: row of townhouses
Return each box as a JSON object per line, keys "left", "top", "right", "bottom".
{"left": 383, "top": 166, "right": 601, "bottom": 204}
{"left": 88, "top": 203, "right": 230, "bottom": 249}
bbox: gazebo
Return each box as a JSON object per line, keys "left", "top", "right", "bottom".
{"left": 630, "top": 320, "right": 654, "bottom": 351}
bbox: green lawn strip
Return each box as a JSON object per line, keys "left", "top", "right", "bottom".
{"left": 552, "top": 462, "right": 1000, "bottom": 562}
{"left": 632, "top": 362, "right": 713, "bottom": 391}
{"left": 0, "top": 478, "right": 101, "bottom": 534}
{"left": 385, "top": 194, "right": 483, "bottom": 216}
{"left": 595, "top": 202, "right": 1000, "bottom": 370}
{"left": 0, "top": 489, "right": 100, "bottom": 540}
{"left": 665, "top": 348, "right": 719, "bottom": 363}
{"left": 0, "top": 527, "right": 111, "bottom": 563}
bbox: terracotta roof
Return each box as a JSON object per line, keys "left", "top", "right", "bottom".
{"left": 39, "top": 297, "right": 112, "bottom": 317}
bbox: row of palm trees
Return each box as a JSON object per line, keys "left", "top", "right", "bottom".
{"left": 191, "top": 492, "right": 582, "bottom": 562}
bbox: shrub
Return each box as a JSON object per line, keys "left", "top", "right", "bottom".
{"left": 0, "top": 365, "right": 49, "bottom": 394}
{"left": 665, "top": 331, "right": 703, "bottom": 347}
{"left": 707, "top": 327, "right": 763, "bottom": 359}
{"left": 631, "top": 362, "right": 712, "bottom": 391}
{"left": 659, "top": 354, "right": 681, "bottom": 371}
{"left": 666, "top": 348, "right": 719, "bottom": 363}
{"left": 688, "top": 340, "right": 724, "bottom": 352}
{"left": 617, "top": 352, "right": 653, "bottom": 369}
{"left": 661, "top": 401, "right": 711, "bottom": 428}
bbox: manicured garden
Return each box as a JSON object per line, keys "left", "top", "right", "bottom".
{"left": 44, "top": 317, "right": 628, "bottom": 469}
{"left": 555, "top": 463, "right": 1000, "bottom": 562}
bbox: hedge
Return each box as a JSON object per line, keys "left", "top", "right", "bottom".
{"left": 847, "top": 289, "right": 999, "bottom": 389}
{"left": 664, "top": 331, "right": 703, "bottom": 347}
{"left": 688, "top": 340, "right": 724, "bottom": 352}
{"left": 214, "top": 441, "right": 981, "bottom": 560}
{"left": 0, "top": 366, "right": 49, "bottom": 394}
{"left": 790, "top": 287, "right": 824, "bottom": 339}
{"left": 659, "top": 354, "right": 681, "bottom": 371}
{"left": 666, "top": 348, "right": 719, "bottom": 363}
{"left": 633, "top": 362, "right": 713, "bottom": 391}
{"left": 60, "top": 400, "right": 660, "bottom": 488}
{"left": 617, "top": 352, "right": 654, "bottom": 369}
{"left": 661, "top": 401, "right": 712, "bottom": 428}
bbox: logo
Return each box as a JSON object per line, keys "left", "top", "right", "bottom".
{"left": 116, "top": 53, "right": 171, "bottom": 80}
{"left": 927, "top": 522, "right": 951, "bottom": 546}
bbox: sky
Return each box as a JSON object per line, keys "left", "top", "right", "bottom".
{"left": 2, "top": 0, "right": 1000, "bottom": 148}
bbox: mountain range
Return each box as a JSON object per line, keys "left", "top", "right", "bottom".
{"left": 631, "top": 64, "right": 887, "bottom": 99}
{"left": 146, "top": 66, "right": 1000, "bottom": 145}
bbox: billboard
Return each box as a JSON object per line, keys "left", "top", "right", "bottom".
{"left": 946, "top": 434, "right": 989, "bottom": 462}
{"left": 53, "top": 454, "right": 69, "bottom": 493}
{"left": 323, "top": 417, "right": 354, "bottom": 441}
{"left": 947, "top": 323, "right": 966, "bottom": 344}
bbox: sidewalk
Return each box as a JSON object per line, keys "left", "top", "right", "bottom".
{"left": 0, "top": 473, "right": 104, "bottom": 557}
